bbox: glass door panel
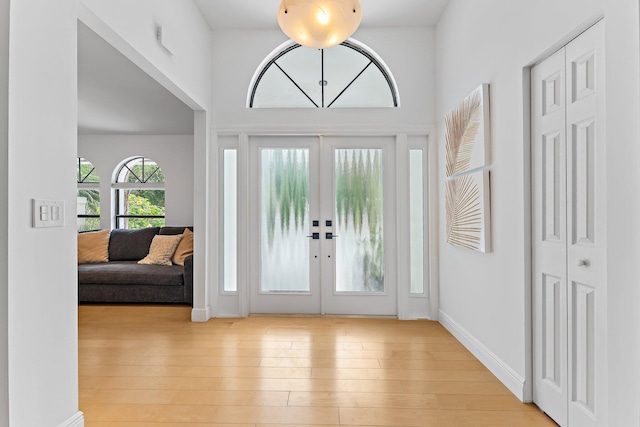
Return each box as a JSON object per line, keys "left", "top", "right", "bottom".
{"left": 334, "top": 149, "right": 384, "bottom": 293}
{"left": 260, "top": 148, "right": 310, "bottom": 293}
{"left": 249, "top": 136, "right": 320, "bottom": 315}
{"left": 322, "top": 136, "right": 396, "bottom": 316}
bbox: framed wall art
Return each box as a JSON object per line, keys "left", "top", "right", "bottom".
{"left": 445, "top": 84, "right": 492, "bottom": 252}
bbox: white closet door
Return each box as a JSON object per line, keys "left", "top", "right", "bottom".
{"left": 565, "top": 20, "right": 606, "bottom": 427}
{"left": 532, "top": 46, "right": 569, "bottom": 427}
{"left": 532, "top": 20, "right": 605, "bottom": 427}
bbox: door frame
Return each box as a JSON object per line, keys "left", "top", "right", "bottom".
{"left": 214, "top": 129, "right": 439, "bottom": 320}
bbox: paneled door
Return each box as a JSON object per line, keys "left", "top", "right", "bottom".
{"left": 248, "top": 135, "right": 397, "bottom": 315}
{"left": 532, "top": 21, "right": 606, "bottom": 427}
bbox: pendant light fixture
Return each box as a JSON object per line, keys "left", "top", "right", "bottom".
{"left": 277, "top": 0, "right": 362, "bottom": 49}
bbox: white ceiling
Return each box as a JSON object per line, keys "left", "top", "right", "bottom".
{"left": 78, "top": 0, "right": 450, "bottom": 135}
{"left": 194, "top": 0, "right": 450, "bottom": 30}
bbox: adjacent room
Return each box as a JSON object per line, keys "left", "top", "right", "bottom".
{"left": 1, "top": 0, "right": 640, "bottom": 426}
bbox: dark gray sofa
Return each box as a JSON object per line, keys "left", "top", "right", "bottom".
{"left": 78, "top": 226, "right": 193, "bottom": 305}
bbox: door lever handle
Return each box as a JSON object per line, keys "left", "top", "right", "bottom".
{"left": 307, "top": 233, "right": 320, "bottom": 240}
{"left": 577, "top": 259, "right": 590, "bottom": 267}
{"left": 325, "top": 232, "right": 339, "bottom": 240}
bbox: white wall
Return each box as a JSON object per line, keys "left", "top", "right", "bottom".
{"left": 79, "top": 0, "right": 211, "bottom": 111}
{"left": 600, "top": 1, "right": 640, "bottom": 423}
{"left": 7, "top": 0, "right": 81, "bottom": 425}
{"left": 212, "top": 26, "right": 436, "bottom": 132}
{"left": 436, "top": 0, "right": 640, "bottom": 424}
{"left": 78, "top": 135, "right": 195, "bottom": 228}
{"left": 0, "top": 0, "right": 9, "bottom": 425}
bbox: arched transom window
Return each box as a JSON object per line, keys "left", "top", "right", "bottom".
{"left": 248, "top": 39, "right": 399, "bottom": 109}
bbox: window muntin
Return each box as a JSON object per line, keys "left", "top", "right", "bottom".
{"left": 248, "top": 39, "right": 399, "bottom": 109}
{"left": 114, "top": 157, "right": 165, "bottom": 229}
{"left": 274, "top": 45, "right": 323, "bottom": 107}
{"left": 77, "top": 157, "right": 100, "bottom": 232}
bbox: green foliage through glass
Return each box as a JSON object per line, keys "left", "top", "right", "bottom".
{"left": 335, "top": 149, "right": 384, "bottom": 292}
{"left": 77, "top": 158, "right": 101, "bottom": 232}
{"left": 264, "top": 149, "right": 309, "bottom": 250}
{"left": 118, "top": 191, "right": 166, "bottom": 229}
{"left": 116, "top": 158, "right": 165, "bottom": 229}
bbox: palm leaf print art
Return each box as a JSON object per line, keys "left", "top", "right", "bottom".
{"left": 445, "top": 88, "right": 483, "bottom": 177}
{"left": 446, "top": 173, "right": 482, "bottom": 250}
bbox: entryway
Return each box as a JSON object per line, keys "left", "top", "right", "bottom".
{"left": 531, "top": 20, "right": 606, "bottom": 427}
{"left": 248, "top": 135, "right": 397, "bottom": 315}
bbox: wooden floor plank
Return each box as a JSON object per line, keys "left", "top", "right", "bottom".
{"left": 78, "top": 305, "right": 555, "bottom": 426}
{"left": 86, "top": 424, "right": 255, "bottom": 427}
{"left": 338, "top": 407, "right": 555, "bottom": 427}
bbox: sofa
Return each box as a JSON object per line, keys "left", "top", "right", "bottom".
{"left": 78, "top": 226, "right": 193, "bottom": 305}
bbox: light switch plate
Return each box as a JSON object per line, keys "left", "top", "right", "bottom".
{"left": 33, "top": 199, "right": 65, "bottom": 228}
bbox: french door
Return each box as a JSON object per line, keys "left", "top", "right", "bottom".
{"left": 248, "top": 135, "right": 397, "bottom": 315}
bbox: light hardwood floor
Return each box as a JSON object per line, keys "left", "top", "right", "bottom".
{"left": 79, "top": 305, "right": 556, "bottom": 427}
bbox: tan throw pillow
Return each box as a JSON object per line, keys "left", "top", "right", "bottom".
{"left": 77, "top": 229, "right": 110, "bottom": 264}
{"left": 138, "top": 234, "right": 183, "bottom": 266}
{"left": 172, "top": 228, "right": 194, "bottom": 266}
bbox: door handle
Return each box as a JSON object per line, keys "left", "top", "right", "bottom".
{"left": 577, "top": 259, "right": 590, "bottom": 267}
{"left": 307, "top": 233, "right": 320, "bottom": 240}
{"left": 325, "top": 232, "right": 339, "bottom": 240}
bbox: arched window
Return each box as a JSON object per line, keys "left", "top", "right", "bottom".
{"left": 248, "top": 38, "right": 399, "bottom": 108}
{"left": 114, "top": 157, "right": 165, "bottom": 229}
{"left": 77, "top": 157, "right": 100, "bottom": 232}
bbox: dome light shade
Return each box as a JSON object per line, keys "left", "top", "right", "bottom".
{"left": 277, "top": 0, "right": 362, "bottom": 49}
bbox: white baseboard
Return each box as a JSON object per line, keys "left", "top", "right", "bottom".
{"left": 58, "top": 411, "right": 83, "bottom": 427}
{"left": 438, "top": 309, "right": 526, "bottom": 401}
{"left": 191, "top": 306, "right": 210, "bottom": 322}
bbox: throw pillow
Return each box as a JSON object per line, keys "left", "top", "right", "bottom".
{"left": 77, "top": 229, "right": 110, "bottom": 264}
{"left": 138, "top": 234, "right": 183, "bottom": 266}
{"left": 172, "top": 228, "right": 194, "bottom": 266}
